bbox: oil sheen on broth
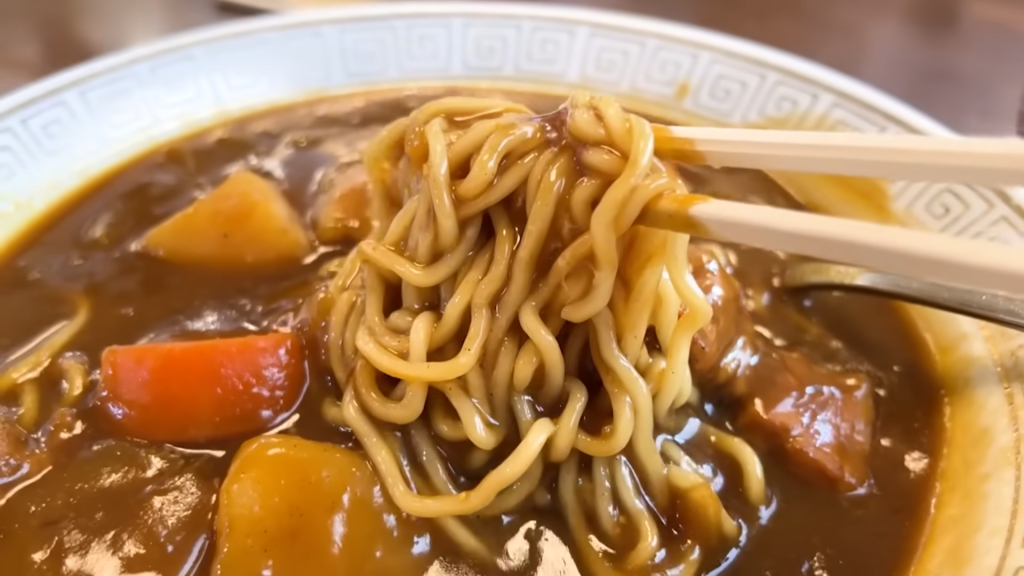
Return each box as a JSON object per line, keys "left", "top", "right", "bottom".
{"left": 0, "top": 88, "right": 942, "bottom": 576}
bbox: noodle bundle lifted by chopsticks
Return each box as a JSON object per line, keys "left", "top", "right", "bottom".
{"left": 319, "top": 93, "right": 767, "bottom": 574}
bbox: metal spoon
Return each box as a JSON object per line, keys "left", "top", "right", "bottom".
{"left": 783, "top": 262, "right": 1024, "bottom": 331}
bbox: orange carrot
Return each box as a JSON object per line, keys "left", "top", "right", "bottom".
{"left": 99, "top": 333, "right": 306, "bottom": 443}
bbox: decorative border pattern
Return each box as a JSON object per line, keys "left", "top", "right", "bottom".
{"left": 1, "top": 14, "right": 1021, "bottom": 246}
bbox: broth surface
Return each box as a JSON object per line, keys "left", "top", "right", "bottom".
{"left": 0, "top": 88, "right": 942, "bottom": 576}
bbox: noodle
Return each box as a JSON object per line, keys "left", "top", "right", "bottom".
{"left": 0, "top": 295, "right": 91, "bottom": 431}
{"left": 16, "top": 379, "right": 39, "bottom": 430}
{"left": 58, "top": 352, "right": 90, "bottom": 407}
{"left": 0, "top": 294, "right": 90, "bottom": 394}
{"left": 319, "top": 92, "right": 768, "bottom": 574}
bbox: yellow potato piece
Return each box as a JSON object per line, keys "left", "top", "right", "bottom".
{"left": 141, "top": 170, "right": 311, "bottom": 269}
{"left": 212, "top": 435, "right": 434, "bottom": 575}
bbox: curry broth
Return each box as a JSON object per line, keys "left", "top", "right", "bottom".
{"left": 0, "top": 88, "right": 942, "bottom": 576}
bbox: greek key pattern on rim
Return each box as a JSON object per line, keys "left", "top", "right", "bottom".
{"left": 2, "top": 13, "right": 1020, "bottom": 246}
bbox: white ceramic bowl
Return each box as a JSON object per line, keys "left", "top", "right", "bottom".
{"left": 0, "top": 3, "right": 1021, "bottom": 575}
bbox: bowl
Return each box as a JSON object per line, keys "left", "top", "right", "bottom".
{"left": 0, "top": 3, "right": 1020, "bottom": 575}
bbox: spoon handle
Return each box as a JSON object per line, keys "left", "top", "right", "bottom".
{"left": 783, "top": 263, "right": 1024, "bottom": 331}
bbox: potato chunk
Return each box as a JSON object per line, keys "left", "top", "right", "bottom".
{"left": 212, "top": 435, "right": 433, "bottom": 575}
{"left": 141, "top": 170, "right": 311, "bottom": 269}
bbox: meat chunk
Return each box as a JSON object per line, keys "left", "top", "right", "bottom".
{"left": 0, "top": 440, "right": 218, "bottom": 575}
{"left": 689, "top": 244, "right": 874, "bottom": 491}
{"left": 733, "top": 348, "right": 873, "bottom": 489}
{"left": 313, "top": 163, "right": 373, "bottom": 245}
{"left": 689, "top": 245, "right": 743, "bottom": 381}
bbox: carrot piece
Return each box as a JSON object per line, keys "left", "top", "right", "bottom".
{"left": 99, "top": 333, "right": 306, "bottom": 443}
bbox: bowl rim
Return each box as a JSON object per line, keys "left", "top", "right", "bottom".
{"left": 0, "top": 1, "right": 954, "bottom": 137}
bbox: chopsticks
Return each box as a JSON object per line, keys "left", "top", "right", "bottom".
{"left": 653, "top": 125, "right": 1024, "bottom": 185}
{"left": 638, "top": 126, "right": 1024, "bottom": 295}
{"left": 638, "top": 194, "right": 1024, "bottom": 295}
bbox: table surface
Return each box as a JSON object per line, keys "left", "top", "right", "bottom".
{"left": 0, "top": 0, "right": 1021, "bottom": 135}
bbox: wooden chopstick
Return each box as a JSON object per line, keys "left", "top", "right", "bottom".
{"left": 654, "top": 125, "right": 1024, "bottom": 185}
{"left": 638, "top": 194, "right": 1024, "bottom": 295}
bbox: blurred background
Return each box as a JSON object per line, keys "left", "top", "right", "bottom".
{"left": 0, "top": 0, "right": 1020, "bottom": 134}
